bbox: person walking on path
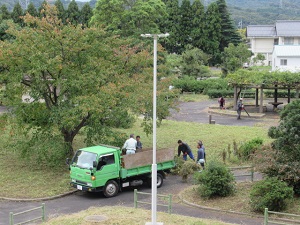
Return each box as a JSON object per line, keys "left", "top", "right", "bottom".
{"left": 136, "top": 135, "right": 142, "bottom": 152}
{"left": 218, "top": 96, "right": 225, "bottom": 109}
{"left": 122, "top": 134, "right": 137, "bottom": 154}
{"left": 177, "top": 140, "right": 195, "bottom": 161}
{"left": 237, "top": 98, "right": 244, "bottom": 120}
{"left": 197, "top": 142, "right": 205, "bottom": 170}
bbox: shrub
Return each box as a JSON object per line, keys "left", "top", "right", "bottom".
{"left": 194, "top": 161, "right": 236, "bottom": 198}
{"left": 264, "top": 90, "right": 296, "bottom": 98}
{"left": 206, "top": 89, "right": 234, "bottom": 98}
{"left": 250, "top": 177, "right": 294, "bottom": 212}
{"left": 238, "top": 138, "right": 263, "bottom": 160}
{"left": 179, "top": 160, "right": 200, "bottom": 182}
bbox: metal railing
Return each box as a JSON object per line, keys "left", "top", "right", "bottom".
{"left": 134, "top": 189, "right": 172, "bottom": 214}
{"left": 264, "top": 208, "right": 300, "bottom": 225}
{"left": 229, "top": 165, "right": 254, "bottom": 182}
{"left": 9, "top": 203, "right": 45, "bottom": 225}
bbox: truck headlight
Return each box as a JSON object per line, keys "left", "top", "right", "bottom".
{"left": 87, "top": 183, "right": 92, "bottom": 187}
{"left": 72, "top": 179, "right": 76, "bottom": 183}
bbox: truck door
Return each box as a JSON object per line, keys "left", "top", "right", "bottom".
{"left": 95, "top": 153, "right": 119, "bottom": 187}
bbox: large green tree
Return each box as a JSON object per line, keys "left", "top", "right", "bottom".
{"left": 180, "top": 46, "right": 211, "bottom": 79}
{"left": 0, "top": 5, "right": 173, "bottom": 154}
{"left": 26, "top": 2, "right": 38, "bottom": 17}
{"left": 54, "top": 0, "right": 66, "bottom": 24}
{"left": 11, "top": 2, "right": 24, "bottom": 25}
{"left": 0, "top": 4, "right": 11, "bottom": 20}
{"left": 202, "top": 2, "right": 222, "bottom": 65}
{"left": 257, "top": 100, "right": 300, "bottom": 194}
{"left": 80, "top": 3, "right": 93, "bottom": 28}
{"left": 91, "top": 0, "right": 167, "bottom": 37}
{"left": 161, "top": 0, "right": 180, "bottom": 53}
{"left": 216, "top": 0, "right": 241, "bottom": 52}
{"left": 190, "top": 0, "right": 205, "bottom": 50}
{"left": 178, "top": 0, "right": 193, "bottom": 53}
{"left": 66, "top": 0, "right": 79, "bottom": 25}
{"left": 221, "top": 43, "right": 251, "bottom": 75}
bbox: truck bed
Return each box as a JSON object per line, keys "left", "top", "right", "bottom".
{"left": 120, "top": 148, "right": 175, "bottom": 178}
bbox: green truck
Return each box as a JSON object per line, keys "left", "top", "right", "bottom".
{"left": 67, "top": 145, "right": 175, "bottom": 197}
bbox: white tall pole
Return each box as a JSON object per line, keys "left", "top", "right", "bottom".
{"left": 141, "top": 33, "right": 169, "bottom": 225}
{"left": 151, "top": 34, "right": 158, "bottom": 224}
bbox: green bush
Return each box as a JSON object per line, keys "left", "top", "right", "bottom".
{"left": 206, "top": 89, "right": 234, "bottom": 98}
{"left": 172, "top": 77, "right": 229, "bottom": 94}
{"left": 194, "top": 161, "right": 236, "bottom": 198}
{"left": 239, "top": 138, "right": 263, "bottom": 160}
{"left": 250, "top": 177, "right": 294, "bottom": 212}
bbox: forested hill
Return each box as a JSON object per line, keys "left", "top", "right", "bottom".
{"left": 1, "top": 0, "right": 300, "bottom": 26}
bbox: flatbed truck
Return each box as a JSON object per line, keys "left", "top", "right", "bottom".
{"left": 67, "top": 145, "right": 175, "bottom": 197}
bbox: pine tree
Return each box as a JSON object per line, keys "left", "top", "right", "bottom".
{"left": 162, "top": 0, "right": 181, "bottom": 53}
{"left": 0, "top": 5, "right": 11, "bottom": 20}
{"left": 178, "top": 0, "right": 193, "bottom": 53}
{"left": 67, "top": 0, "right": 80, "bottom": 25}
{"left": 216, "top": 0, "right": 241, "bottom": 51}
{"left": 38, "top": 0, "right": 48, "bottom": 18}
{"left": 191, "top": 0, "right": 205, "bottom": 50}
{"left": 55, "top": 0, "right": 66, "bottom": 24}
{"left": 26, "top": 2, "right": 38, "bottom": 17}
{"left": 11, "top": 3, "right": 24, "bottom": 25}
{"left": 80, "top": 3, "right": 92, "bottom": 28}
{"left": 203, "top": 2, "right": 222, "bottom": 65}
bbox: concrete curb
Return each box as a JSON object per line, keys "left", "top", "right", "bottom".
{"left": 0, "top": 190, "right": 78, "bottom": 202}
{"left": 178, "top": 192, "right": 264, "bottom": 220}
{"left": 208, "top": 109, "right": 265, "bottom": 118}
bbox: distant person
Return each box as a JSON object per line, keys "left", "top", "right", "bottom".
{"left": 136, "top": 135, "right": 142, "bottom": 152}
{"left": 198, "top": 140, "right": 206, "bottom": 163}
{"left": 123, "top": 134, "right": 137, "bottom": 155}
{"left": 177, "top": 140, "right": 195, "bottom": 161}
{"left": 196, "top": 142, "right": 205, "bottom": 170}
{"left": 237, "top": 98, "right": 244, "bottom": 120}
{"left": 218, "top": 96, "right": 225, "bottom": 109}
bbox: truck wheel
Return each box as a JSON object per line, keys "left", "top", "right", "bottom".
{"left": 103, "top": 180, "right": 119, "bottom": 198}
{"left": 147, "top": 174, "right": 164, "bottom": 188}
{"left": 157, "top": 173, "right": 164, "bottom": 188}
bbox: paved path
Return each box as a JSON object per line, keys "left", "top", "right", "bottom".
{"left": 167, "top": 100, "right": 279, "bottom": 127}
{"left": 0, "top": 174, "right": 263, "bottom": 225}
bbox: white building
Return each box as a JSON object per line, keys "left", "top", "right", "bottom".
{"left": 247, "top": 20, "right": 300, "bottom": 66}
{"left": 272, "top": 45, "right": 300, "bottom": 72}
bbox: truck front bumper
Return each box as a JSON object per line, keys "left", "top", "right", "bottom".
{"left": 70, "top": 182, "right": 103, "bottom": 192}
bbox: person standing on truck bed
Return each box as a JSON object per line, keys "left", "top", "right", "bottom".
{"left": 136, "top": 135, "right": 142, "bottom": 152}
{"left": 177, "top": 140, "right": 195, "bottom": 161}
{"left": 123, "top": 134, "right": 137, "bottom": 154}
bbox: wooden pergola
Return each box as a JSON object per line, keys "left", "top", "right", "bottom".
{"left": 227, "top": 70, "right": 300, "bottom": 113}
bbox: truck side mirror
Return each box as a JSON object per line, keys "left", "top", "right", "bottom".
{"left": 66, "top": 158, "right": 70, "bottom": 165}
{"left": 93, "top": 161, "right": 97, "bottom": 168}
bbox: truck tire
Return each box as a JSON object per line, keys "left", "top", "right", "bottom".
{"left": 147, "top": 173, "right": 164, "bottom": 188}
{"left": 103, "top": 180, "right": 119, "bottom": 198}
{"left": 157, "top": 173, "right": 164, "bottom": 188}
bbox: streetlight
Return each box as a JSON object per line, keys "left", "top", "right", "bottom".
{"left": 141, "top": 33, "right": 169, "bottom": 225}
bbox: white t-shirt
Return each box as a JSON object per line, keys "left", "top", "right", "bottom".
{"left": 123, "top": 138, "right": 137, "bottom": 151}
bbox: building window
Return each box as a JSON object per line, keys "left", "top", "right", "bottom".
{"left": 274, "top": 38, "right": 279, "bottom": 45}
{"left": 284, "top": 37, "right": 294, "bottom": 45}
{"left": 280, "top": 59, "right": 287, "bottom": 66}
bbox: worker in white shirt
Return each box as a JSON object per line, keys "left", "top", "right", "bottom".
{"left": 122, "top": 134, "right": 137, "bottom": 154}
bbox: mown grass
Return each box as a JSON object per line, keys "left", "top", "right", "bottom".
{"left": 0, "top": 97, "right": 273, "bottom": 198}
{"left": 42, "top": 206, "right": 236, "bottom": 225}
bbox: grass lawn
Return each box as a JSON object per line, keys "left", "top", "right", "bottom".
{"left": 41, "top": 206, "right": 236, "bottom": 225}
{"left": 0, "top": 116, "right": 271, "bottom": 198}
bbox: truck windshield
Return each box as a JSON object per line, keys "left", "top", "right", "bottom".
{"left": 72, "top": 150, "right": 97, "bottom": 169}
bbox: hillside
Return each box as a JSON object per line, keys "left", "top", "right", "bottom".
{"left": 1, "top": 0, "right": 300, "bottom": 26}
